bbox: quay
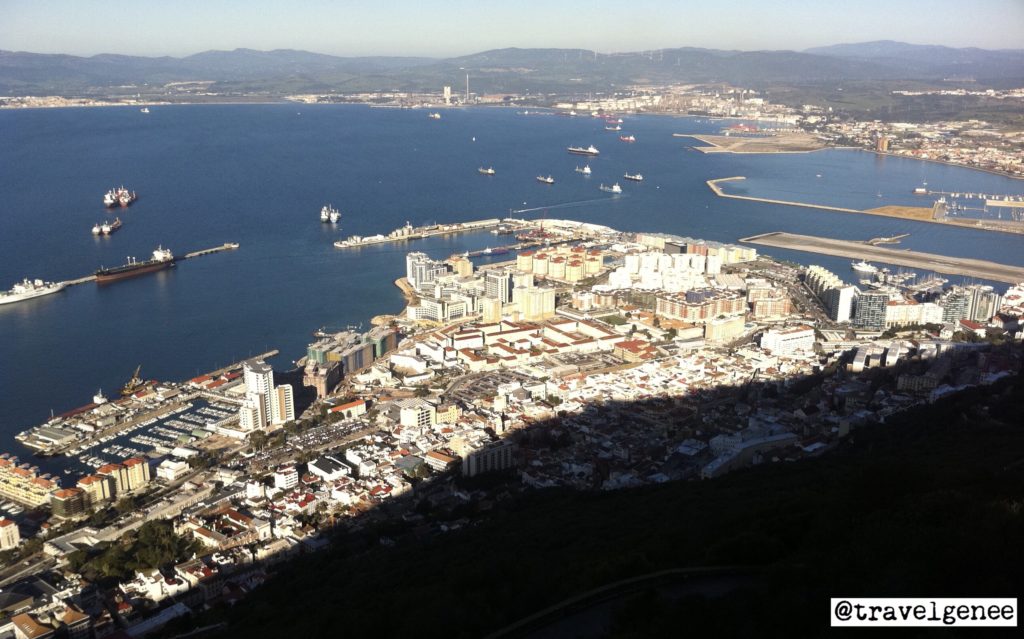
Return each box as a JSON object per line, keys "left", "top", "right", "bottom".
{"left": 708, "top": 177, "right": 1024, "bottom": 235}
{"left": 740, "top": 231, "right": 1024, "bottom": 284}
{"left": 334, "top": 218, "right": 519, "bottom": 249}
{"left": 62, "top": 242, "right": 240, "bottom": 287}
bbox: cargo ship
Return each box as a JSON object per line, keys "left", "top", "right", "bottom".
{"left": 536, "top": 175, "right": 555, "bottom": 184}
{"left": 0, "top": 278, "right": 66, "bottom": 305}
{"left": 623, "top": 173, "right": 643, "bottom": 182}
{"left": 619, "top": 135, "right": 636, "bottom": 143}
{"left": 103, "top": 186, "right": 137, "bottom": 208}
{"left": 599, "top": 183, "right": 623, "bottom": 194}
{"left": 574, "top": 165, "right": 591, "bottom": 175}
{"left": 95, "top": 246, "right": 175, "bottom": 283}
{"left": 478, "top": 167, "right": 496, "bottom": 175}
{"left": 567, "top": 145, "right": 600, "bottom": 156}
{"left": 92, "top": 218, "right": 122, "bottom": 235}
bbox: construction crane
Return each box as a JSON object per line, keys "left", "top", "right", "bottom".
{"left": 120, "top": 365, "right": 143, "bottom": 396}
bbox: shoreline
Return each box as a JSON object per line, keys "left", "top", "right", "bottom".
{"left": 707, "top": 177, "right": 1024, "bottom": 236}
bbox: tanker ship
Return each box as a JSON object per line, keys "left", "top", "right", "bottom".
{"left": 95, "top": 246, "right": 175, "bottom": 283}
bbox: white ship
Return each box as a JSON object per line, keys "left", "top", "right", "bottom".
{"left": 140, "top": 107, "right": 150, "bottom": 113}
{"left": 536, "top": 175, "right": 555, "bottom": 184}
{"left": 0, "top": 278, "right": 66, "bottom": 305}
{"left": 428, "top": 112, "right": 441, "bottom": 120}
{"left": 575, "top": 165, "right": 591, "bottom": 175}
{"left": 599, "top": 183, "right": 622, "bottom": 194}
{"left": 623, "top": 173, "right": 643, "bottom": 182}
{"left": 478, "top": 167, "right": 496, "bottom": 175}
{"left": 851, "top": 260, "right": 879, "bottom": 280}
{"left": 321, "top": 204, "right": 340, "bottom": 223}
{"left": 567, "top": 145, "right": 600, "bottom": 156}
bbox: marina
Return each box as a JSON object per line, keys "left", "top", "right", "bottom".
{"left": 741, "top": 231, "right": 1024, "bottom": 284}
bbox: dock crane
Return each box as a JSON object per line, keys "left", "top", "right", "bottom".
{"left": 120, "top": 365, "right": 144, "bottom": 396}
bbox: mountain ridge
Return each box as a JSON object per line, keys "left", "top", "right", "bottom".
{"left": 2, "top": 41, "right": 1022, "bottom": 95}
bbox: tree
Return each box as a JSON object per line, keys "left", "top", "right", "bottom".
{"left": 249, "top": 430, "right": 269, "bottom": 452}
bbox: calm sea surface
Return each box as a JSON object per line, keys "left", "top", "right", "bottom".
{"left": 1, "top": 105, "right": 1022, "bottom": 445}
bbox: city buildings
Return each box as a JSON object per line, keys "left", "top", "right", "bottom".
{"left": 0, "top": 518, "right": 20, "bottom": 550}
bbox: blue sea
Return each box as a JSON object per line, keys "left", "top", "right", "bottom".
{"left": 1, "top": 105, "right": 1022, "bottom": 445}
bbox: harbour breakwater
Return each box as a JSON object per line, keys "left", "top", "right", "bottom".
{"left": 707, "top": 177, "right": 1024, "bottom": 235}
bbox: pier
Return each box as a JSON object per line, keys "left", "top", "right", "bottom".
{"left": 707, "top": 177, "right": 1024, "bottom": 235}
{"left": 740, "top": 232, "right": 1024, "bottom": 284}
{"left": 183, "top": 242, "right": 240, "bottom": 260}
{"left": 335, "top": 218, "right": 514, "bottom": 249}
{"left": 62, "top": 242, "right": 240, "bottom": 287}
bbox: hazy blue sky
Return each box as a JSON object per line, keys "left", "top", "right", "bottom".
{"left": 1, "top": 0, "right": 1022, "bottom": 57}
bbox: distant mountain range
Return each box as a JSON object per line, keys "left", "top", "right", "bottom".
{"left": 1, "top": 41, "right": 1021, "bottom": 95}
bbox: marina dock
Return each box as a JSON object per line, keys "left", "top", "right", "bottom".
{"left": 740, "top": 232, "right": 1024, "bottom": 284}
{"left": 19, "top": 347, "right": 277, "bottom": 458}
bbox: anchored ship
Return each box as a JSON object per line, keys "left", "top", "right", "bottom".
{"left": 536, "top": 175, "right": 555, "bottom": 184}
{"left": 567, "top": 145, "right": 600, "bottom": 156}
{"left": 619, "top": 135, "right": 636, "bottom": 143}
{"left": 95, "top": 246, "right": 175, "bottom": 284}
{"left": 599, "top": 183, "right": 623, "bottom": 194}
{"left": 103, "top": 186, "right": 137, "bottom": 208}
{"left": 604, "top": 125, "right": 621, "bottom": 131}
{"left": 0, "top": 279, "right": 66, "bottom": 306}
{"left": 428, "top": 112, "right": 441, "bottom": 120}
{"left": 320, "top": 204, "right": 341, "bottom": 224}
{"left": 623, "top": 173, "right": 643, "bottom": 182}
{"left": 478, "top": 167, "right": 496, "bottom": 175}
{"left": 575, "top": 165, "right": 591, "bottom": 175}
{"left": 92, "top": 218, "right": 122, "bottom": 235}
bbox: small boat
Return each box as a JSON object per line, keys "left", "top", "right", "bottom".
{"left": 140, "top": 107, "right": 150, "bottom": 113}
{"left": 536, "top": 175, "right": 555, "bottom": 184}
{"left": 428, "top": 112, "right": 441, "bottom": 120}
{"left": 600, "top": 183, "right": 622, "bottom": 194}
{"left": 575, "top": 165, "right": 591, "bottom": 175}
{"left": 478, "top": 167, "right": 496, "bottom": 175}
{"left": 623, "top": 173, "right": 643, "bottom": 182}
{"left": 619, "top": 135, "right": 635, "bottom": 143}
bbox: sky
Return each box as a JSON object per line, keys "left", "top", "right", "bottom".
{"left": 1, "top": 0, "right": 1022, "bottom": 58}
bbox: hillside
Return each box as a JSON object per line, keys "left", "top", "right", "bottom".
{"left": 199, "top": 375, "right": 1024, "bottom": 638}
{"left": 3, "top": 41, "right": 1022, "bottom": 96}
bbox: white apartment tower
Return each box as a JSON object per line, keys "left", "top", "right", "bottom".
{"left": 271, "top": 384, "right": 295, "bottom": 425}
